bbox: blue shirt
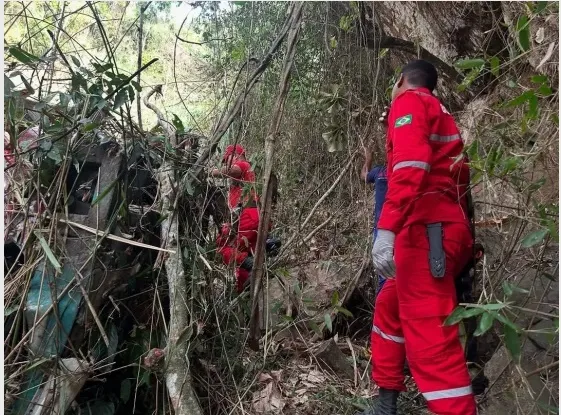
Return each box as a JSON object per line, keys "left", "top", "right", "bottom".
{"left": 366, "top": 166, "right": 388, "bottom": 238}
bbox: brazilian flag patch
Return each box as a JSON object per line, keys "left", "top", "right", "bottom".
{"left": 395, "top": 114, "right": 412, "bottom": 128}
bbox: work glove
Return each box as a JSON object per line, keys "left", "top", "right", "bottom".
{"left": 378, "top": 105, "right": 389, "bottom": 127}
{"left": 372, "top": 229, "right": 396, "bottom": 278}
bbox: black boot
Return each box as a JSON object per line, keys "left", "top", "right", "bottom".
{"left": 357, "top": 388, "right": 399, "bottom": 415}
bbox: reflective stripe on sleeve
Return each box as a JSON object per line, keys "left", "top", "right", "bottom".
{"left": 372, "top": 325, "right": 405, "bottom": 343}
{"left": 393, "top": 160, "right": 430, "bottom": 172}
{"left": 422, "top": 385, "right": 473, "bottom": 401}
{"left": 430, "top": 133, "right": 461, "bottom": 143}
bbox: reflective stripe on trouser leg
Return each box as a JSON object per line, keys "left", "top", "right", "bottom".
{"left": 393, "top": 160, "right": 430, "bottom": 172}
{"left": 396, "top": 224, "right": 476, "bottom": 414}
{"left": 371, "top": 279, "right": 407, "bottom": 392}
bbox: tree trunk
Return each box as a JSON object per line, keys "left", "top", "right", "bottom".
{"left": 144, "top": 88, "right": 203, "bottom": 415}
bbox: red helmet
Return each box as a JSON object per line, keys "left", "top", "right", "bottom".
{"left": 222, "top": 144, "right": 245, "bottom": 160}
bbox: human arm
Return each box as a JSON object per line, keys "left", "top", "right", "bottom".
{"left": 377, "top": 93, "right": 433, "bottom": 234}
{"left": 210, "top": 163, "right": 243, "bottom": 179}
{"left": 360, "top": 146, "right": 373, "bottom": 182}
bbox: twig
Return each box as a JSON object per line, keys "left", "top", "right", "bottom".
{"left": 525, "top": 360, "right": 559, "bottom": 377}
{"left": 57, "top": 218, "right": 176, "bottom": 254}
{"left": 176, "top": 35, "right": 231, "bottom": 45}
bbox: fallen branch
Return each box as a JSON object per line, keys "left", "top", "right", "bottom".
{"left": 249, "top": 1, "right": 304, "bottom": 350}
{"left": 57, "top": 218, "right": 176, "bottom": 254}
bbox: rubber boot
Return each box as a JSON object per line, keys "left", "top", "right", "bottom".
{"left": 357, "top": 388, "right": 399, "bottom": 415}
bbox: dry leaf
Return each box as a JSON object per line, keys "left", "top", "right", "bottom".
{"left": 252, "top": 382, "right": 286, "bottom": 414}
{"left": 537, "top": 42, "right": 556, "bottom": 70}
{"left": 535, "top": 27, "right": 545, "bottom": 44}
{"left": 259, "top": 373, "right": 273, "bottom": 383}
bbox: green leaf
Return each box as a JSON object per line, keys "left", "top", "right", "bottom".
{"left": 330, "top": 36, "right": 338, "bottom": 49}
{"left": 537, "top": 84, "right": 553, "bottom": 96}
{"left": 455, "top": 58, "right": 486, "bottom": 70}
{"left": 96, "top": 99, "right": 107, "bottom": 110}
{"left": 172, "top": 114, "right": 185, "bottom": 133}
{"left": 91, "top": 179, "right": 119, "bottom": 207}
{"left": 535, "top": 1, "right": 549, "bottom": 14}
{"left": 82, "top": 122, "right": 99, "bottom": 132}
{"left": 492, "top": 312, "right": 521, "bottom": 332}
{"left": 127, "top": 85, "right": 135, "bottom": 103}
{"left": 444, "top": 306, "right": 467, "bottom": 326}
{"left": 120, "top": 379, "right": 132, "bottom": 403}
{"left": 546, "top": 220, "right": 558, "bottom": 242}
{"left": 71, "top": 55, "right": 81, "bottom": 67}
{"left": 480, "top": 302, "right": 508, "bottom": 311}
{"left": 503, "top": 324, "right": 521, "bottom": 362}
{"left": 9, "top": 47, "right": 40, "bottom": 64}
{"left": 331, "top": 291, "right": 340, "bottom": 307}
{"left": 458, "top": 66, "right": 484, "bottom": 92}
{"left": 113, "top": 89, "right": 128, "bottom": 110}
{"left": 516, "top": 15, "right": 531, "bottom": 52}
{"left": 34, "top": 231, "right": 62, "bottom": 273}
{"left": 527, "top": 94, "right": 539, "bottom": 119}
{"left": 521, "top": 229, "right": 549, "bottom": 247}
{"left": 504, "top": 91, "right": 532, "bottom": 107}
{"left": 324, "top": 313, "right": 333, "bottom": 333}
{"left": 531, "top": 75, "right": 548, "bottom": 84}
{"left": 474, "top": 312, "right": 495, "bottom": 336}
{"left": 71, "top": 73, "right": 88, "bottom": 92}
{"left": 445, "top": 306, "right": 487, "bottom": 326}
{"left": 59, "top": 93, "right": 70, "bottom": 108}
{"left": 4, "top": 74, "right": 15, "bottom": 97}
{"left": 47, "top": 147, "right": 63, "bottom": 164}
{"left": 489, "top": 56, "right": 500, "bottom": 77}
{"left": 93, "top": 62, "right": 113, "bottom": 73}
{"left": 502, "top": 281, "right": 530, "bottom": 298}
{"left": 130, "top": 80, "right": 142, "bottom": 91}
{"left": 335, "top": 306, "right": 353, "bottom": 318}
{"left": 339, "top": 15, "right": 354, "bottom": 32}
{"left": 502, "top": 282, "right": 513, "bottom": 298}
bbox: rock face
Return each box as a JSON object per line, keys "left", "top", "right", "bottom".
{"left": 355, "top": 3, "right": 559, "bottom": 412}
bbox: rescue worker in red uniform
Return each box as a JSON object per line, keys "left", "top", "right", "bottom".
{"left": 366, "top": 60, "right": 476, "bottom": 415}
{"left": 211, "top": 144, "right": 260, "bottom": 293}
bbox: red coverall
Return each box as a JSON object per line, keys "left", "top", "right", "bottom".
{"left": 372, "top": 87, "right": 476, "bottom": 414}
{"left": 216, "top": 159, "right": 260, "bottom": 292}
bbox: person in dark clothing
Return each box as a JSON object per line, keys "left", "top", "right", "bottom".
{"left": 360, "top": 147, "right": 388, "bottom": 296}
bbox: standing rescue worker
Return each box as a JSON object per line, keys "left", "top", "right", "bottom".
{"left": 211, "top": 144, "right": 260, "bottom": 293}
{"left": 367, "top": 60, "right": 476, "bottom": 415}
{"left": 360, "top": 146, "right": 388, "bottom": 296}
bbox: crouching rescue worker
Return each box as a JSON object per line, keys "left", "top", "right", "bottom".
{"left": 211, "top": 144, "right": 259, "bottom": 293}
{"left": 366, "top": 60, "right": 476, "bottom": 415}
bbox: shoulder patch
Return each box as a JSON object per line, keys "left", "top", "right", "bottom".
{"left": 395, "top": 114, "right": 412, "bottom": 128}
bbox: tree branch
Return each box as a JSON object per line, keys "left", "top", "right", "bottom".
{"left": 248, "top": 1, "right": 304, "bottom": 350}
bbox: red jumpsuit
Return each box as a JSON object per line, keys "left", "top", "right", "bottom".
{"left": 372, "top": 88, "right": 476, "bottom": 414}
{"left": 216, "top": 159, "right": 260, "bottom": 292}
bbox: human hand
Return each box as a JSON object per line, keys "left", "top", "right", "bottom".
{"left": 372, "top": 229, "right": 396, "bottom": 278}
{"left": 379, "top": 105, "right": 389, "bottom": 127}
